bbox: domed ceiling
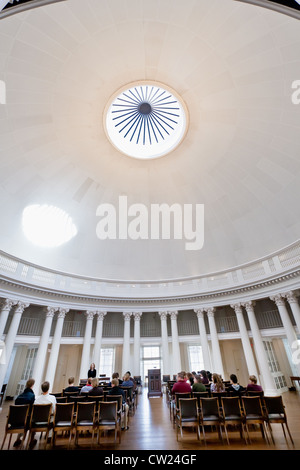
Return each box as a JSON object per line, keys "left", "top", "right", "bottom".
{"left": 0, "top": 0, "right": 300, "bottom": 281}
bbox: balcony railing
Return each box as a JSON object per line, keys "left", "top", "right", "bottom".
{"left": 13, "top": 308, "right": 289, "bottom": 338}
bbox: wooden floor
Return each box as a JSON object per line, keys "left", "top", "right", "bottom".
{"left": 0, "top": 387, "right": 300, "bottom": 452}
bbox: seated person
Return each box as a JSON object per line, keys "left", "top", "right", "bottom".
{"left": 80, "top": 377, "right": 93, "bottom": 394}
{"left": 192, "top": 374, "right": 206, "bottom": 392}
{"left": 88, "top": 378, "right": 104, "bottom": 396}
{"left": 108, "top": 372, "right": 123, "bottom": 387}
{"left": 122, "top": 372, "right": 134, "bottom": 387}
{"left": 199, "top": 370, "right": 209, "bottom": 385}
{"left": 210, "top": 373, "right": 225, "bottom": 392}
{"left": 64, "top": 376, "right": 80, "bottom": 394}
{"left": 227, "top": 374, "right": 245, "bottom": 394}
{"left": 171, "top": 371, "right": 192, "bottom": 395}
{"left": 108, "top": 378, "right": 129, "bottom": 430}
{"left": 246, "top": 375, "right": 263, "bottom": 392}
{"left": 14, "top": 378, "right": 35, "bottom": 447}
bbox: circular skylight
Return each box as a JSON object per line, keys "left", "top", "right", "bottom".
{"left": 22, "top": 204, "right": 77, "bottom": 248}
{"left": 104, "top": 81, "right": 188, "bottom": 160}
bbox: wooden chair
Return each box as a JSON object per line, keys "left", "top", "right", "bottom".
{"left": 172, "top": 393, "right": 192, "bottom": 426}
{"left": 56, "top": 396, "right": 68, "bottom": 403}
{"left": 199, "top": 398, "right": 224, "bottom": 446}
{"left": 26, "top": 403, "right": 53, "bottom": 450}
{"left": 263, "top": 395, "right": 294, "bottom": 446}
{"left": 192, "top": 391, "right": 209, "bottom": 412}
{"left": 221, "top": 397, "right": 247, "bottom": 445}
{"left": 247, "top": 390, "right": 264, "bottom": 397}
{"left": 241, "top": 396, "right": 270, "bottom": 444}
{"left": 52, "top": 402, "right": 75, "bottom": 448}
{"left": 1, "top": 404, "right": 29, "bottom": 450}
{"left": 98, "top": 401, "right": 121, "bottom": 444}
{"left": 74, "top": 401, "right": 97, "bottom": 447}
{"left": 175, "top": 398, "right": 200, "bottom": 442}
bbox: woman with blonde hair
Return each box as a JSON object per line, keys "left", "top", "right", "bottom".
{"left": 210, "top": 373, "right": 225, "bottom": 392}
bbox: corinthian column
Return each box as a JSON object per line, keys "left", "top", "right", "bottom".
{"left": 270, "top": 294, "right": 300, "bottom": 375}
{"left": 32, "top": 306, "right": 57, "bottom": 394}
{"left": 195, "top": 308, "right": 211, "bottom": 371}
{"left": 133, "top": 312, "right": 142, "bottom": 376}
{"left": 93, "top": 311, "right": 107, "bottom": 373}
{"left": 159, "top": 311, "right": 169, "bottom": 376}
{"left": 122, "top": 312, "right": 132, "bottom": 375}
{"left": 46, "top": 308, "right": 69, "bottom": 392}
{"left": 243, "top": 301, "right": 277, "bottom": 395}
{"left": 206, "top": 307, "right": 224, "bottom": 378}
{"left": 231, "top": 303, "right": 259, "bottom": 378}
{"left": 79, "top": 311, "right": 95, "bottom": 380}
{"left": 169, "top": 311, "right": 181, "bottom": 375}
{"left": 0, "top": 301, "right": 29, "bottom": 392}
{"left": 283, "top": 291, "right": 300, "bottom": 338}
{"left": 0, "top": 299, "right": 17, "bottom": 339}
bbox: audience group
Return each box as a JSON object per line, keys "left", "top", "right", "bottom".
{"left": 171, "top": 369, "right": 263, "bottom": 396}
{"left": 12, "top": 368, "right": 137, "bottom": 448}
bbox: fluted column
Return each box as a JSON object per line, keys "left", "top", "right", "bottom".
{"left": 283, "top": 291, "right": 300, "bottom": 338}
{"left": 195, "top": 309, "right": 211, "bottom": 370}
{"left": 45, "top": 308, "right": 69, "bottom": 392}
{"left": 270, "top": 294, "right": 300, "bottom": 375}
{"left": 32, "top": 306, "right": 57, "bottom": 394}
{"left": 244, "top": 301, "right": 277, "bottom": 395}
{"left": 0, "top": 301, "right": 29, "bottom": 392}
{"left": 133, "top": 312, "right": 142, "bottom": 376}
{"left": 122, "top": 312, "right": 132, "bottom": 375}
{"left": 93, "top": 311, "right": 107, "bottom": 373}
{"left": 169, "top": 311, "right": 181, "bottom": 375}
{"left": 79, "top": 311, "right": 95, "bottom": 380}
{"left": 231, "top": 303, "right": 259, "bottom": 378}
{"left": 159, "top": 311, "right": 169, "bottom": 375}
{"left": 0, "top": 299, "right": 17, "bottom": 339}
{"left": 206, "top": 307, "right": 224, "bottom": 378}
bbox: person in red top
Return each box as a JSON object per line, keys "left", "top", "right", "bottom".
{"left": 171, "top": 371, "right": 192, "bottom": 395}
{"left": 246, "top": 375, "right": 263, "bottom": 392}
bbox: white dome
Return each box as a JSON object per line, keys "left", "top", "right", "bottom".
{"left": 0, "top": 0, "right": 300, "bottom": 281}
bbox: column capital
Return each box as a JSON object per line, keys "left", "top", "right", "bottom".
{"left": 206, "top": 307, "right": 216, "bottom": 318}
{"left": 270, "top": 294, "right": 286, "bottom": 307}
{"left": 123, "top": 312, "right": 132, "bottom": 321}
{"left": 1, "top": 299, "right": 17, "bottom": 311}
{"left": 45, "top": 306, "right": 57, "bottom": 318}
{"left": 96, "top": 311, "right": 107, "bottom": 321}
{"left": 283, "top": 291, "right": 298, "bottom": 304}
{"left": 85, "top": 311, "right": 95, "bottom": 321}
{"left": 168, "top": 311, "right": 178, "bottom": 320}
{"left": 158, "top": 311, "right": 168, "bottom": 321}
{"left": 15, "top": 301, "right": 29, "bottom": 314}
{"left": 230, "top": 303, "right": 243, "bottom": 314}
{"left": 58, "top": 308, "right": 69, "bottom": 319}
{"left": 243, "top": 300, "right": 256, "bottom": 312}
{"left": 194, "top": 308, "right": 206, "bottom": 318}
{"left": 133, "top": 312, "right": 142, "bottom": 321}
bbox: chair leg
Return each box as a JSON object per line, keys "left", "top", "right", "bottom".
{"left": 1, "top": 434, "right": 7, "bottom": 450}
{"left": 285, "top": 423, "right": 294, "bottom": 446}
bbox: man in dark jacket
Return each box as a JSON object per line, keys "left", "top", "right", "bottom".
{"left": 14, "top": 378, "right": 35, "bottom": 447}
{"left": 107, "top": 378, "right": 129, "bottom": 430}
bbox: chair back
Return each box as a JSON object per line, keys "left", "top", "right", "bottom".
{"left": 175, "top": 393, "right": 191, "bottom": 407}
{"left": 221, "top": 397, "right": 242, "bottom": 418}
{"left": 200, "top": 398, "right": 220, "bottom": 417}
{"left": 263, "top": 396, "right": 285, "bottom": 415}
{"left": 87, "top": 395, "right": 104, "bottom": 408}
{"left": 106, "top": 394, "right": 122, "bottom": 411}
{"left": 163, "top": 375, "right": 171, "bottom": 382}
{"left": 53, "top": 402, "right": 74, "bottom": 425}
{"left": 56, "top": 397, "right": 67, "bottom": 403}
{"left": 133, "top": 376, "right": 141, "bottom": 385}
{"left": 76, "top": 401, "right": 96, "bottom": 424}
{"left": 30, "top": 403, "right": 52, "bottom": 426}
{"left": 242, "top": 396, "right": 264, "bottom": 416}
{"left": 7, "top": 404, "right": 29, "bottom": 429}
{"left": 179, "top": 398, "right": 198, "bottom": 418}
{"left": 68, "top": 396, "right": 88, "bottom": 407}
{"left": 247, "top": 390, "right": 264, "bottom": 397}
{"left": 99, "top": 401, "right": 117, "bottom": 422}
{"left": 120, "top": 386, "right": 133, "bottom": 399}
{"left": 64, "top": 391, "right": 79, "bottom": 398}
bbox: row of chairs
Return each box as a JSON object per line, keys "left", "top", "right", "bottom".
{"left": 172, "top": 394, "right": 294, "bottom": 447}
{"left": 1, "top": 395, "right": 129, "bottom": 450}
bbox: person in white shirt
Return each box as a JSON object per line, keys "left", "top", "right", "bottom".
{"left": 32, "top": 381, "right": 56, "bottom": 446}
